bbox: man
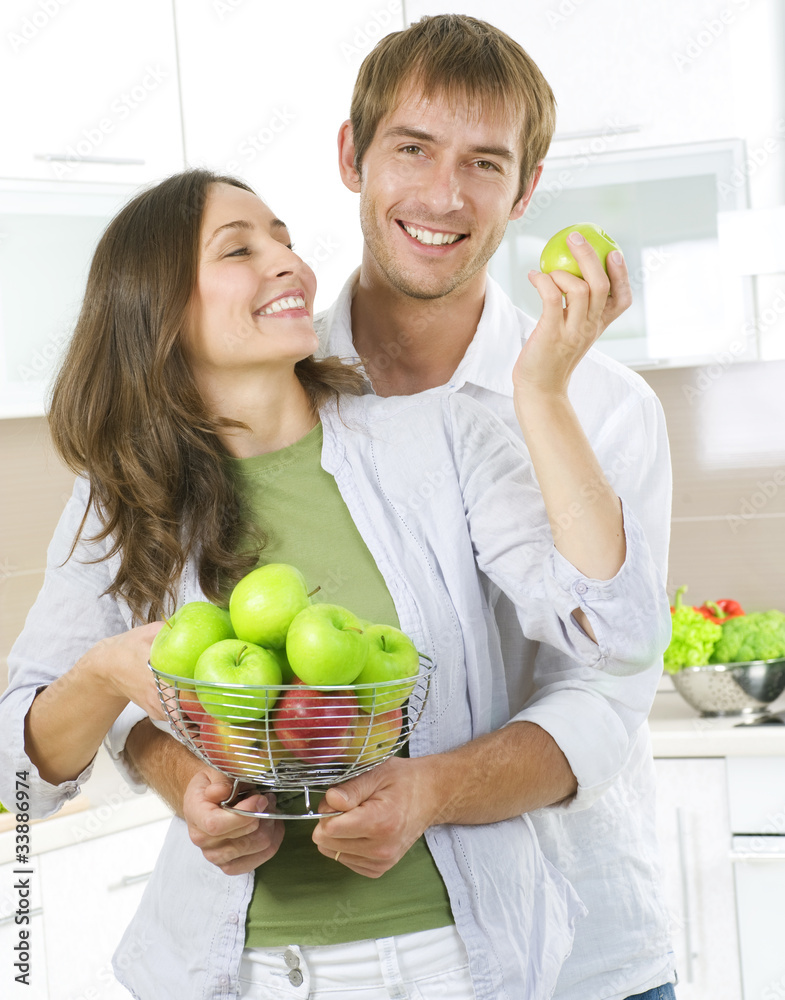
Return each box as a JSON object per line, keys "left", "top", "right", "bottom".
{"left": 117, "top": 14, "right": 676, "bottom": 1000}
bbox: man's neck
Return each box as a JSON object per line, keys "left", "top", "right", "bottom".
{"left": 350, "top": 263, "right": 486, "bottom": 398}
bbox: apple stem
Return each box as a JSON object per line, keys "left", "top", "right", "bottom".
{"left": 307, "top": 586, "right": 321, "bottom": 598}
{"left": 346, "top": 627, "right": 363, "bottom": 634}
{"left": 381, "top": 635, "right": 386, "bottom": 652}
{"left": 237, "top": 644, "right": 248, "bottom": 663}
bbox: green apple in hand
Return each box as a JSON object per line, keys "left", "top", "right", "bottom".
{"left": 149, "top": 601, "right": 235, "bottom": 678}
{"left": 353, "top": 624, "right": 420, "bottom": 713}
{"left": 149, "top": 601, "right": 235, "bottom": 725}
{"left": 540, "top": 223, "right": 621, "bottom": 279}
{"left": 194, "top": 639, "right": 283, "bottom": 721}
{"left": 286, "top": 604, "right": 369, "bottom": 686}
{"left": 229, "top": 563, "right": 313, "bottom": 648}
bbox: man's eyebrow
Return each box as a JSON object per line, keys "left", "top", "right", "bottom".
{"left": 205, "top": 217, "right": 289, "bottom": 248}
{"left": 382, "top": 125, "right": 515, "bottom": 162}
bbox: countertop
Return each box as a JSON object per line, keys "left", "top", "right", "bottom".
{"left": 0, "top": 744, "right": 172, "bottom": 864}
{"left": 648, "top": 674, "right": 785, "bottom": 757}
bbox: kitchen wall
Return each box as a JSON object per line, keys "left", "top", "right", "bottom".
{"left": 2, "top": 355, "right": 784, "bottom": 689}
{"left": 642, "top": 358, "right": 785, "bottom": 611}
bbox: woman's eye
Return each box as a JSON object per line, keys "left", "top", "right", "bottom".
{"left": 401, "top": 145, "right": 422, "bottom": 155}
{"left": 225, "top": 246, "right": 251, "bottom": 257}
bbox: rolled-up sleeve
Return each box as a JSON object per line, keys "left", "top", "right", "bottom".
{"left": 448, "top": 393, "right": 671, "bottom": 678}
{"left": 0, "top": 477, "right": 146, "bottom": 818}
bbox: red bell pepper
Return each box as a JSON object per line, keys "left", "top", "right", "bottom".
{"left": 697, "top": 599, "right": 745, "bottom": 625}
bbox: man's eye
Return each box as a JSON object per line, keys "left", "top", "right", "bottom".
{"left": 476, "top": 160, "right": 499, "bottom": 171}
{"left": 401, "top": 145, "right": 422, "bottom": 155}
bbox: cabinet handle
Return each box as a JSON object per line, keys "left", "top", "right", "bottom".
{"left": 676, "top": 807, "right": 695, "bottom": 983}
{"left": 730, "top": 851, "right": 785, "bottom": 861}
{"left": 0, "top": 906, "right": 42, "bottom": 927}
{"left": 108, "top": 871, "right": 153, "bottom": 891}
{"left": 552, "top": 124, "right": 641, "bottom": 141}
{"left": 34, "top": 154, "right": 146, "bottom": 165}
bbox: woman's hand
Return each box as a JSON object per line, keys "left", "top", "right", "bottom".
{"left": 25, "top": 621, "right": 166, "bottom": 786}
{"left": 84, "top": 621, "right": 167, "bottom": 721}
{"left": 513, "top": 233, "right": 621, "bottom": 398}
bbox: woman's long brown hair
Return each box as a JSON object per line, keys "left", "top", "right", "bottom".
{"left": 48, "top": 169, "right": 364, "bottom": 624}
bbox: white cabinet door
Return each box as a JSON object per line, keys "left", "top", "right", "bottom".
{"left": 174, "top": 0, "right": 405, "bottom": 313}
{"left": 0, "top": 858, "right": 47, "bottom": 999}
{"left": 405, "top": 0, "right": 743, "bottom": 151}
{"left": 654, "top": 758, "right": 742, "bottom": 999}
{"left": 38, "top": 818, "right": 169, "bottom": 1000}
{"left": 0, "top": 0, "right": 183, "bottom": 185}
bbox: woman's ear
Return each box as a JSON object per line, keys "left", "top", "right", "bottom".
{"left": 337, "top": 120, "right": 362, "bottom": 193}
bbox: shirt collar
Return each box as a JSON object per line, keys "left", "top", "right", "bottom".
{"left": 447, "top": 275, "right": 536, "bottom": 398}
{"left": 315, "top": 268, "right": 536, "bottom": 399}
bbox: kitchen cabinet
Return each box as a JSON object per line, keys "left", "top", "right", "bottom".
{"left": 726, "top": 757, "right": 785, "bottom": 1000}
{"left": 38, "top": 817, "right": 169, "bottom": 1000}
{"left": 654, "top": 757, "right": 742, "bottom": 999}
{"left": 0, "top": 858, "right": 47, "bottom": 998}
{"left": 0, "top": 0, "right": 184, "bottom": 186}
{"left": 0, "top": 814, "right": 169, "bottom": 1000}
{"left": 405, "top": 0, "right": 776, "bottom": 155}
{"left": 173, "top": 0, "right": 405, "bottom": 313}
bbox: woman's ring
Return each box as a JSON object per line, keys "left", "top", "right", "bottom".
{"left": 334, "top": 851, "right": 342, "bottom": 863}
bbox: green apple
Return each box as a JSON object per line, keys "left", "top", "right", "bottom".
{"left": 229, "top": 563, "right": 313, "bottom": 648}
{"left": 149, "top": 601, "right": 235, "bottom": 678}
{"left": 539, "top": 223, "right": 621, "bottom": 279}
{"left": 194, "top": 639, "right": 283, "bottom": 721}
{"left": 353, "top": 624, "right": 420, "bottom": 713}
{"left": 286, "top": 604, "right": 369, "bottom": 686}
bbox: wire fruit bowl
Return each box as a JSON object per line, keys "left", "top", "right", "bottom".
{"left": 151, "top": 658, "right": 435, "bottom": 818}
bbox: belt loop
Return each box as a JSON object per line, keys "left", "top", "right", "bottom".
{"left": 376, "top": 936, "right": 409, "bottom": 1000}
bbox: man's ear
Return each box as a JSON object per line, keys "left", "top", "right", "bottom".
{"left": 509, "top": 162, "right": 544, "bottom": 222}
{"left": 338, "top": 120, "right": 362, "bottom": 193}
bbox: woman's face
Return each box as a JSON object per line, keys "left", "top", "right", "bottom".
{"left": 184, "top": 182, "right": 319, "bottom": 382}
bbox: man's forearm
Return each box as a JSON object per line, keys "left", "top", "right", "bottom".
{"left": 124, "top": 719, "right": 204, "bottom": 818}
{"left": 422, "top": 720, "right": 577, "bottom": 827}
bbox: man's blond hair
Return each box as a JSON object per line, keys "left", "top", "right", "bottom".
{"left": 350, "top": 14, "right": 557, "bottom": 203}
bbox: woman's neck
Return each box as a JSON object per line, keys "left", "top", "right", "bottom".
{"left": 199, "top": 367, "right": 319, "bottom": 459}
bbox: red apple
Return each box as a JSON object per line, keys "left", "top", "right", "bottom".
{"left": 272, "top": 686, "right": 358, "bottom": 763}
{"left": 343, "top": 708, "right": 403, "bottom": 765}
{"left": 198, "top": 718, "right": 264, "bottom": 776}
{"left": 178, "top": 682, "right": 210, "bottom": 726}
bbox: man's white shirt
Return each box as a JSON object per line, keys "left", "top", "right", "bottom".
{"left": 316, "top": 269, "right": 676, "bottom": 1000}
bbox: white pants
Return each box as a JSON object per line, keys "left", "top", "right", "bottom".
{"left": 238, "top": 924, "right": 476, "bottom": 999}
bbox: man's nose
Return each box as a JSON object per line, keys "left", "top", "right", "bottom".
{"left": 418, "top": 159, "right": 464, "bottom": 215}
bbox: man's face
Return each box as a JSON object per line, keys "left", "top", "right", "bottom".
{"left": 349, "top": 86, "right": 529, "bottom": 301}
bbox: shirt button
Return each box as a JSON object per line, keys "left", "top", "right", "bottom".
{"left": 288, "top": 969, "right": 304, "bottom": 987}
{"left": 227, "top": 912, "right": 239, "bottom": 925}
{"left": 575, "top": 581, "right": 588, "bottom": 595}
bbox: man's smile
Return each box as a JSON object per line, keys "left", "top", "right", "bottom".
{"left": 397, "top": 219, "right": 468, "bottom": 248}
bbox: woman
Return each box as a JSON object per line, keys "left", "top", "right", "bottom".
{"left": 0, "top": 170, "right": 669, "bottom": 1000}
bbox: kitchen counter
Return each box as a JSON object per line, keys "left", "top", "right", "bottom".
{"left": 649, "top": 675, "right": 785, "bottom": 757}
{"left": 0, "top": 744, "right": 172, "bottom": 864}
